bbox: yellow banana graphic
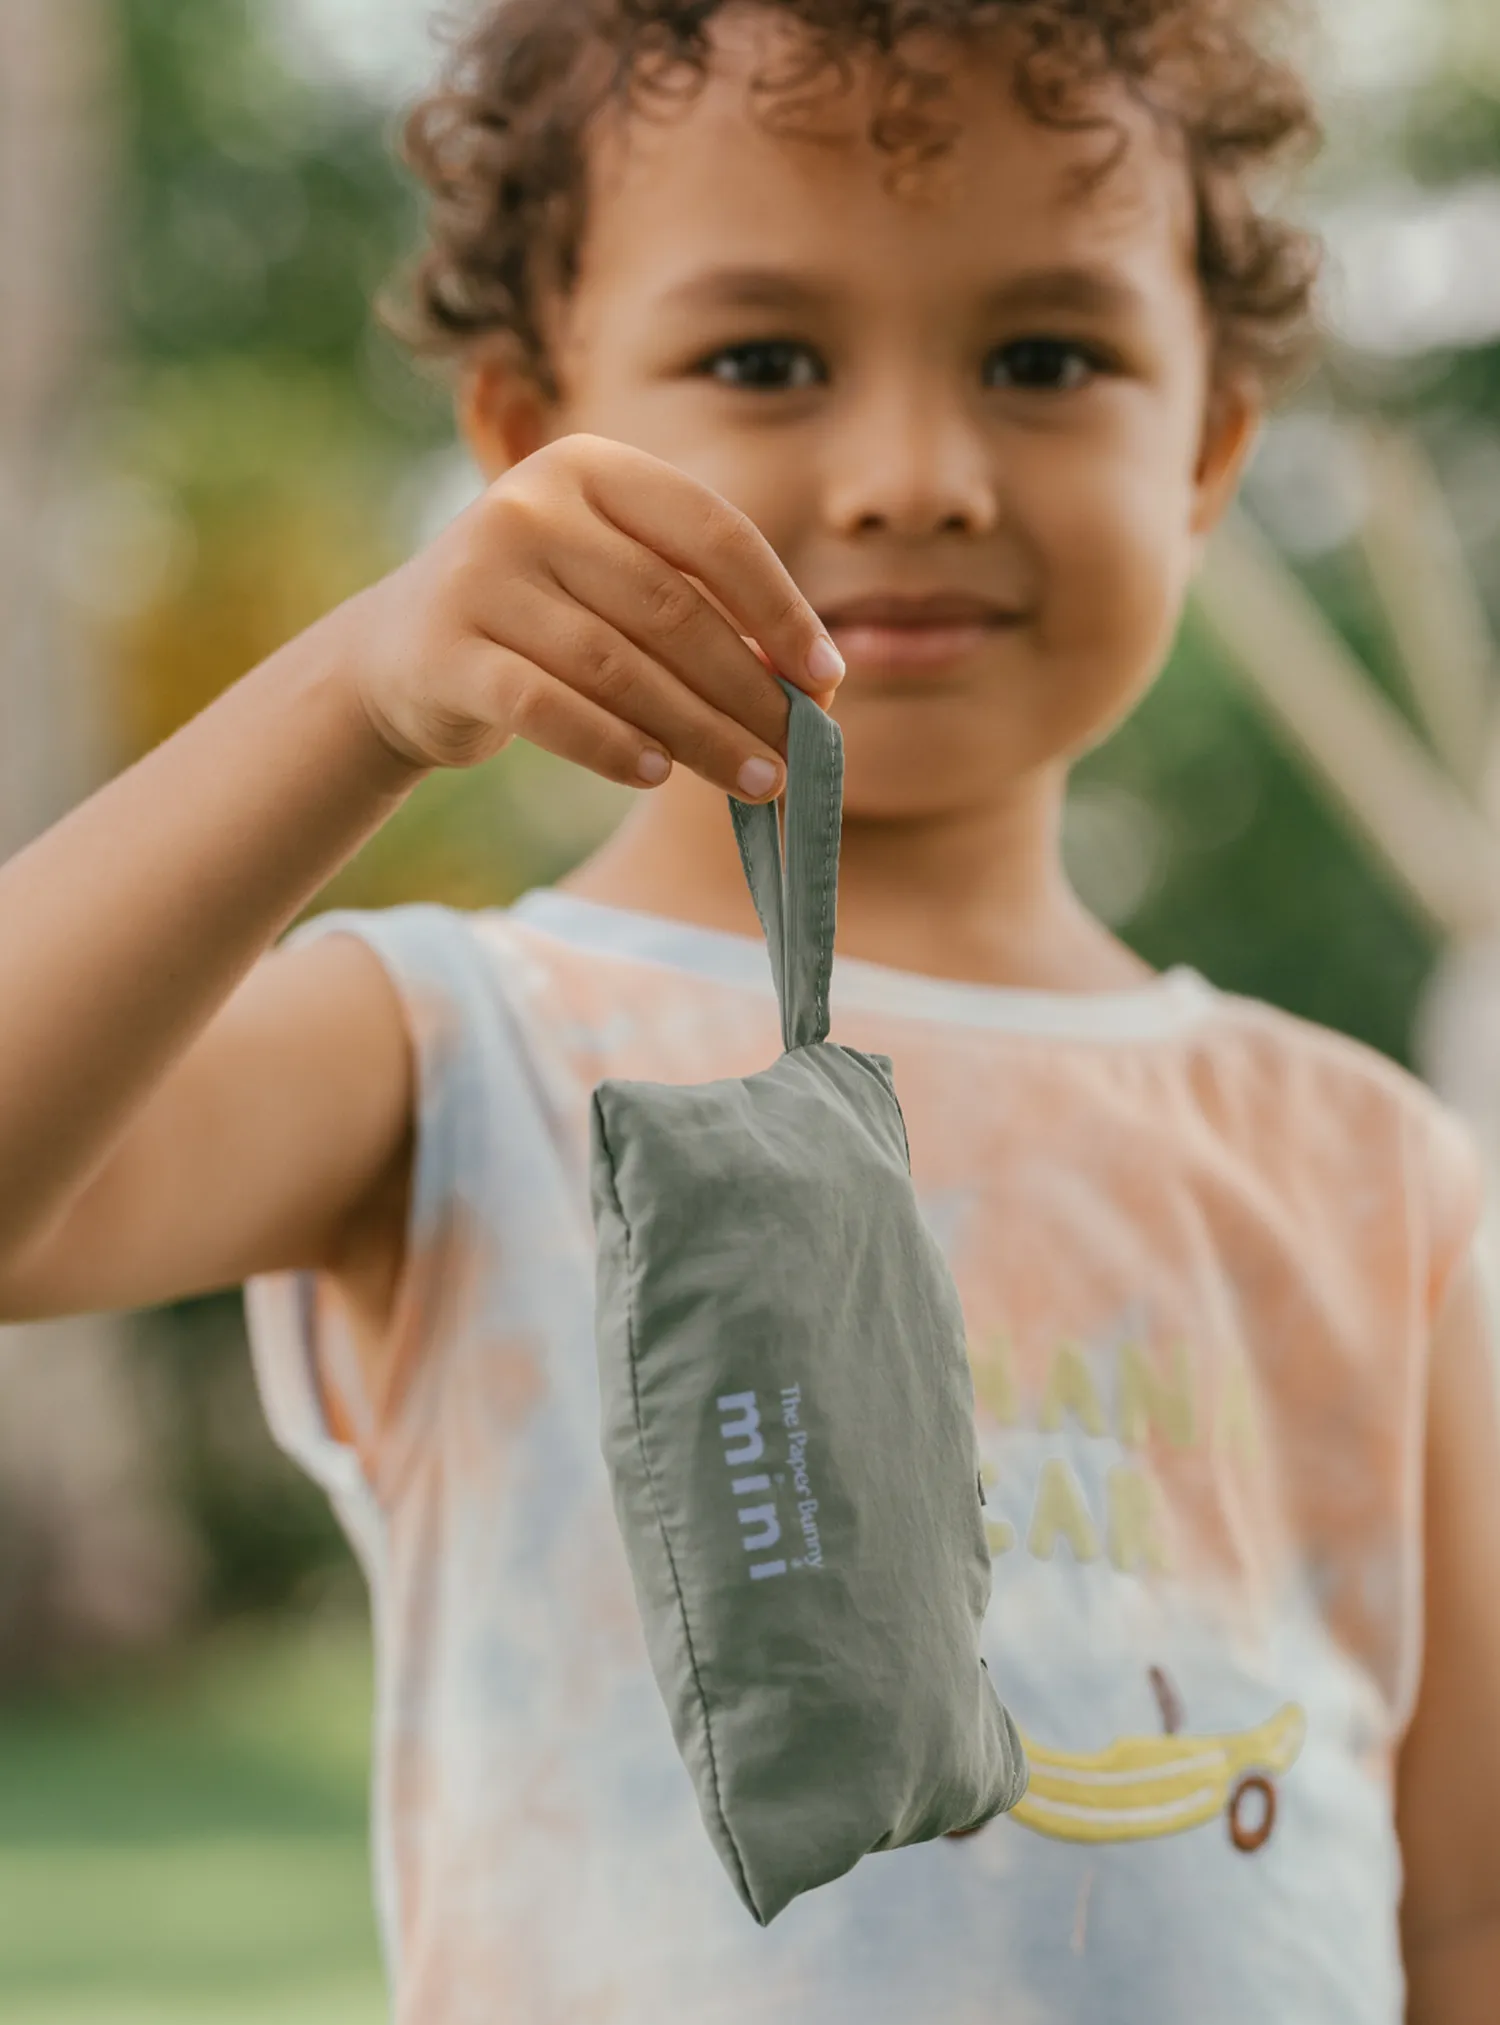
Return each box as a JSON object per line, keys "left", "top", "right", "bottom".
{"left": 1012, "top": 1702, "right": 1306, "bottom": 1847}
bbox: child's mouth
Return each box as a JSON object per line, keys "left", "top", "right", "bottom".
{"left": 830, "top": 620, "right": 1000, "bottom": 670}
{"left": 820, "top": 593, "right": 1023, "bottom": 674}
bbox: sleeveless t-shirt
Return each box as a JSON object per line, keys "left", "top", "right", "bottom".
{"left": 244, "top": 891, "right": 1482, "bottom": 2025}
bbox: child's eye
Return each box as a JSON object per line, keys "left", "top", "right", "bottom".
{"left": 983, "top": 338, "right": 1105, "bottom": 392}
{"left": 700, "top": 341, "right": 827, "bottom": 391}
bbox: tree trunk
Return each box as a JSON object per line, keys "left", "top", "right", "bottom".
{"left": 0, "top": 0, "right": 195, "bottom": 1679}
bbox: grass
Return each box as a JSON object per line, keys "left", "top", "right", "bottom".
{"left": 0, "top": 1615, "right": 385, "bottom": 2025}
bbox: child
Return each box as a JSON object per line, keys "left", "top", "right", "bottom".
{"left": 3, "top": 0, "right": 1499, "bottom": 2017}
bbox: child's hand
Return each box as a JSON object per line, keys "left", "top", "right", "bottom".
{"left": 346, "top": 434, "right": 843, "bottom": 801}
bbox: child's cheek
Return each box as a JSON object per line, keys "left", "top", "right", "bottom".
{"left": 1041, "top": 457, "right": 1197, "bottom": 714}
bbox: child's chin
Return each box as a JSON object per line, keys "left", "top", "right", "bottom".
{"left": 837, "top": 719, "right": 1037, "bottom": 820}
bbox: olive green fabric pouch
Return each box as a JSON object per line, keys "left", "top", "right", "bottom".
{"left": 588, "top": 681, "right": 1027, "bottom": 1926}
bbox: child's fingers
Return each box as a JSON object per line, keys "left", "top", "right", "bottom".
{"left": 546, "top": 522, "right": 789, "bottom": 754}
{"left": 571, "top": 437, "right": 844, "bottom": 695}
{"left": 740, "top": 631, "right": 837, "bottom": 711}
{"left": 495, "top": 660, "right": 679, "bottom": 790}
{"left": 483, "top": 582, "right": 787, "bottom": 801}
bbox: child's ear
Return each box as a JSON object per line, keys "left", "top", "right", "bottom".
{"left": 458, "top": 351, "right": 556, "bottom": 482}
{"left": 1189, "top": 371, "right": 1263, "bottom": 550}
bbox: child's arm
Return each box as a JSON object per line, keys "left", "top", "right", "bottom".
{"left": 0, "top": 434, "right": 836, "bottom": 1323}
{"left": 1397, "top": 1252, "right": 1500, "bottom": 2023}
{"left": 0, "top": 643, "right": 422, "bottom": 1320}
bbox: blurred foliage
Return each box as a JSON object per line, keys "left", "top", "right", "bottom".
{"left": 92, "top": 1, "right": 1500, "bottom": 1625}
{"left": 122, "top": 1, "right": 411, "bottom": 375}
{"left": 1076, "top": 618, "right": 1435, "bottom": 1069}
{"left": 1392, "top": 87, "right": 1500, "bottom": 425}
{"left": 1406, "top": 77, "right": 1500, "bottom": 191}
{"left": 108, "top": 0, "right": 444, "bottom": 761}
{"left": 135, "top": 1295, "right": 354, "bottom": 1617}
{"left": 103, "top": 361, "right": 404, "bottom": 752}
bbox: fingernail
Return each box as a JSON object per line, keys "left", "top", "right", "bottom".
{"left": 637, "top": 749, "right": 671, "bottom": 785}
{"left": 737, "top": 755, "right": 781, "bottom": 799}
{"left": 806, "top": 635, "right": 845, "bottom": 687}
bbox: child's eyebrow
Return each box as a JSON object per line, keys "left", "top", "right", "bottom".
{"left": 977, "top": 265, "right": 1150, "bottom": 323}
{"left": 656, "top": 267, "right": 832, "bottom": 316}
{"left": 655, "top": 262, "right": 1149, "bottom": 323}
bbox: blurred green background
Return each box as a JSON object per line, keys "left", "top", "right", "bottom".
{"left": 0, "top": 1620, "right": 380, "bottom": 2023}
{"left": 5, "top": 0, "right": 1500, "bottom": 2017}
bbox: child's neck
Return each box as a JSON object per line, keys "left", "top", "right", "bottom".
{"left": 559, "top": 764, "right": 1151, "bottom": 995}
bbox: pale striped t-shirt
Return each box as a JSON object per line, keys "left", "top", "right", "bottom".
{"left": 245, "top": 890, "right": 1482, "bottom": 2025}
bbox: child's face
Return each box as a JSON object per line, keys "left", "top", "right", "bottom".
{"left": 468, "top": 15, "right": 1258, "bottom": 822}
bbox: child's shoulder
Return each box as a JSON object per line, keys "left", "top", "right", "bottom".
{"left": 1187, "top": 983, "right": 1483, "bottom": 1234}
{"left": 1198, "top": 982, "right": 1450, "bottom": 1118}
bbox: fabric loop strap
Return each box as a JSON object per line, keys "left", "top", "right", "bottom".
{"left": 729, "top": 679, "right": 844, "bottom": 1053}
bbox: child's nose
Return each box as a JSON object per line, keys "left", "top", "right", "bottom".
{"left": 821, "top": 389, "right": 1000, "bottom": 541}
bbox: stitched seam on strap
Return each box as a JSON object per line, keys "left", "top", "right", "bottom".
{"left": 815, "top": 708, "right": 838, "bottom": 1042}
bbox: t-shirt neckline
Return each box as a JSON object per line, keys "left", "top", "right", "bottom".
{"left": 509, "top": 888, "right": 1214, "bottom": 1042}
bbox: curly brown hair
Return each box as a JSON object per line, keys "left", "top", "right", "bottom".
{"left": 387, "top": 0, "right": 1323, "bottom": 399}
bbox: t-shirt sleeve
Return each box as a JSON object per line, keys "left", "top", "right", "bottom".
{"left": 1415, "top": 1092, "right": 1488, "bottom": 1328}
{"left": 243, "top": 901, "right": 579, "bottom": 1539}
